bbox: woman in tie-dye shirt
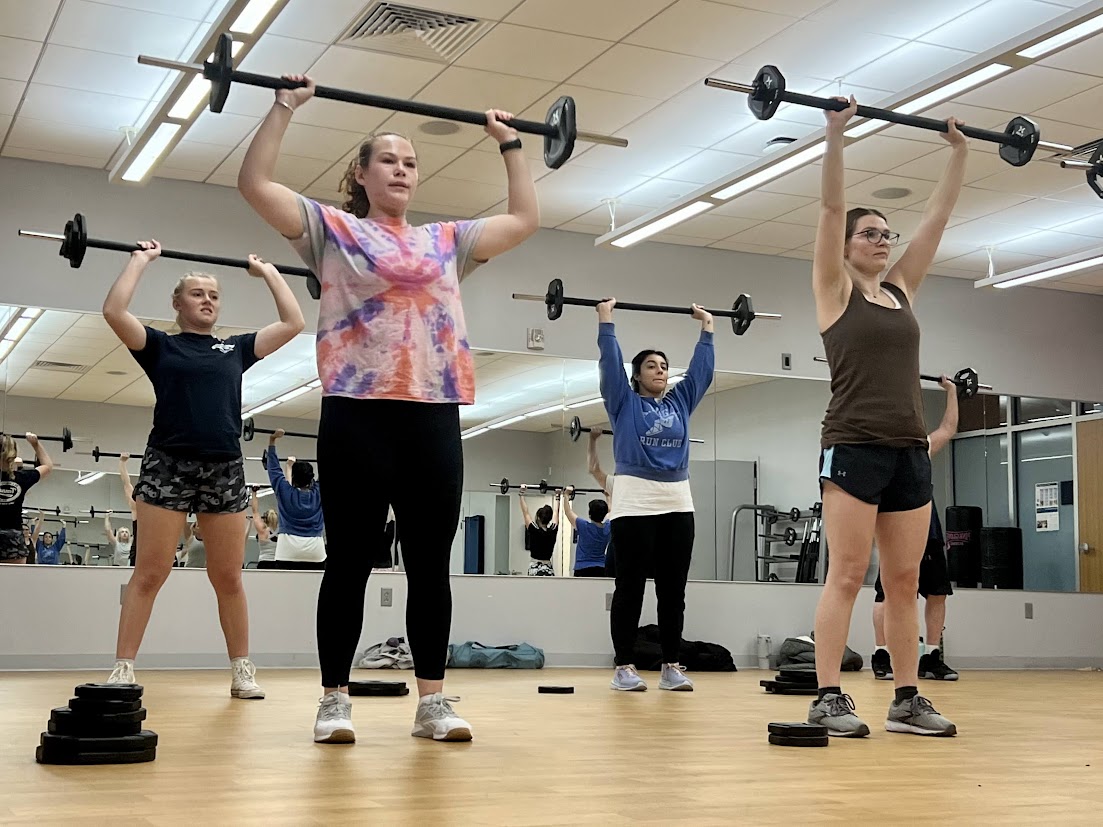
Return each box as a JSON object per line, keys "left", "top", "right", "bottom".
{"left": 239, "top": 74, "right": 540, "bottom": 746}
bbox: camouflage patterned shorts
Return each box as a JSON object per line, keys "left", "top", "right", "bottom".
{"left": 134, "top": 446, "right": 249, "bottom": 514}
{"left": 0, "top": 528, "right": 29, "bottom": 560}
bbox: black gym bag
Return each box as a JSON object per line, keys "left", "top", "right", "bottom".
{"left": 631, "top": 625, "right": 737, "bottom": 672}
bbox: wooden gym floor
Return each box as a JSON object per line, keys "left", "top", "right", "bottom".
{"left": 1, "top": 668, "right": 1100, "bottom": 825}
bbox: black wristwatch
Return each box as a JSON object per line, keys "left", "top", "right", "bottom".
{"left": 499, "top": 138, "right": 523, "bottom": 155}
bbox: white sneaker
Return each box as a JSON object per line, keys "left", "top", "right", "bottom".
{"left": 411, "top": 693, "right": 472, "bottom": 742}
{"left": 610, "top": 664, "right": 648, "bottom": 691}
{"left": 230, "top": 658, "right": 265, "bottom": 699}
{"left": 314, "top": 691, "right": 355, "bottom": 744}
{"left": 107, "top": 660, "right": 136, "bottom": 685}
{"left": 658, "top": 663, "right": 694, "bottom": 691}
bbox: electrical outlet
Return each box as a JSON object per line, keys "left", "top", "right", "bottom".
{"left": 526, "top": 327, "right": 545, "bottom": 351}
{"left": 782, "top": 353, "right": 792, "bottom": 371}
{"left": 1025, "top": 602, "right": 1033, "bottom": 619}
{"left": 605, "top": 593, "right": 613, "bottom": 611}
{"left": 380, "top": 587, "right": 393, "bottom": 608}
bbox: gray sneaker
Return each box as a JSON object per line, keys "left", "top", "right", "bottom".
{"left": 610, "top": 665, "right": 648, "bottom": 691}
{"left": 807, "top": 693, "right": 870, "bottom": 737}
{"left": 314, "top": 691, "right": 355, "bottom": 744}
{"left": 658, "top": 663, "right": 694, "bottom": 691}
{"left": 411, "top": 693, "right": 472, "bottom": 741}
{"left": 886, "top": 694, "right": 957, "bottom": 737}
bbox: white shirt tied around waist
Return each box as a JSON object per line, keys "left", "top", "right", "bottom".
{"left": 608, "top": 474, "right": 694, "bottom": 520}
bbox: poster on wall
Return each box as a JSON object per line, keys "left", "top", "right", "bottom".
{"left": 1035, "top": 481, "right": 1060, "bottom": 533}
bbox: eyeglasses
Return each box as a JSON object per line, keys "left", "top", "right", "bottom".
{"left": 851, "top": 228, "right": 901, "bottom": 246}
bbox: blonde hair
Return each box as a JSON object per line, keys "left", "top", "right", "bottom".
{"left": 1, "top": 434, "right": 17, "bottom": 478}
{"left": 172, "top": 272, "right": 219, "bottom": 327}
{"left": 339, "top": 132, "right": 414, "bottom": 218}
{"left": 263, "top": 509, "right": 279, "bottom": 532}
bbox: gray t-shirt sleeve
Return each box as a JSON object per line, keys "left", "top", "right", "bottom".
{"left": 289, "top": 194, "right": 327, "bottom": 273}
{"left": 454, "top": 219, "right": 486, "bottom": 281}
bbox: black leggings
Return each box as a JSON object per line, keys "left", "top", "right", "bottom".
{"left": 609, "top": 512, "right": 694, "bottom": 665}
{"left": 316, "top": 397, "right": 462, "bottom": 686}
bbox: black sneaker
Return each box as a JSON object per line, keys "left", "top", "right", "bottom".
{"left": 919, "top": 652, "right": 959, "bottom": 681}
{"left": 871, "top": 649, "right": 893, "bottom": 680}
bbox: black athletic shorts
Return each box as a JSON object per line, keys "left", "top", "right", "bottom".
{"left": 874, "top": 537, "right": 954, "bottom": 601}
{"left": 0, "top": 528, "right": 28, "bottom": 561}
{"left": 134, "top": 446, "right": 249, "bottom": 514}
{"left": 819, "top": 444, "right": 931, "bottom": 513}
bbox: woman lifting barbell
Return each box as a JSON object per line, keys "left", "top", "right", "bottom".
{"left": 238, "top": 73, "right": 541, "bottom": 744}
{"left": 809, "top": 96, "right": 963, "bottom": 738}
{"left": 0, "top": 433, "right": 54, "bottom": 564}
{"left": 597, "top": 297, "right": 714, "bottom": 693}
{"left": 518, "top": 485, "right": 560, "bottom": 577}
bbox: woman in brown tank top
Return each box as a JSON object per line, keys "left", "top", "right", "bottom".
{"left": 807, "top": 96, "right": 968, "bottom": 739}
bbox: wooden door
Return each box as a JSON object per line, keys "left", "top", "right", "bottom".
{"left": 1077, "top": 419, "right": 1103, "bottom": 592}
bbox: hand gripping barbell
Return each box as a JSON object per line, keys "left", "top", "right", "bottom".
{"left": 19, "top": 213, "right": 322, "bottom": 300}
{"left": 813, "top": 357, "right": 991, "bottom": 399}
{"left": 12, "top": 427, "right": 80, "bottom": 452}
{"left": 242, "top": 418, "right": 317, "bottom": 442}
{"left": 138, "top": 33, "right": 628, "bottom": 170}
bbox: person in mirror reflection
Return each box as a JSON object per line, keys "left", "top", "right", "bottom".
{"left": 263, "top": 431, "right": 324, "bottom": 568}
{"left": 596, "top": 298, "right": 714, "bottom": 693}
{"left": 250, "top": 487, "right": 279, "bottom": 565}
{"left": 36, "top": 523, "right": 67, "bottom": 566}
{"left": 563, "top": 486, "right": 611, "bottom": 578}
{"left": 22, "top": 514, "right": 43, "bottom": 565}
{"left": 101, "top": 239, "right": 305, "bottom": 699}
{"left": 872, "top": 376, "right": 961, "bottom": 683}
{"left": 810, "top": 96, "right": 967, "bottom": 739}
{"left": 587, "top": 429, "right": 617, "bottom": 577}
{"left": 103, "top": 511, "right": 133, "bottom": 567}
{"left": 118, "top": 453, "right": 139, "bottom": 565}
{"left": 238, "top": 72, "right": 540, "bottom": 745}
{"left": 519, "top": 485, "right": 559, "bottom": 576}
{"left": 0, "top": 432, "right": 53, "bottom": 564}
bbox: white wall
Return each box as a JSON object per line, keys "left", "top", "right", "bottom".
{"left": 1, "top": 566, "right": 1099, "bottom": 671}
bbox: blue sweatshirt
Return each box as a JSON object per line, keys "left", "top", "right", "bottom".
{"left": 266, "top": 450, "right": 325, "bottom": 537}
{"left": 36, "top": 526, "right": 66, "bottom": 565}
{"left": 598, "top": 322, "right": 714, "bottom": 482}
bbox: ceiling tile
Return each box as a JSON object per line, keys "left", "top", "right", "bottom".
{"left": 0, "top": 36, "right": 43, "bottom": 82}
{"left": 668, "top": 213, "right": 761, "bottom": 241}
{"left": 729, "top": 21, "right": 906, "bottom": 86}
{"left": 971, "top": 160, "right": 1090, "bottom": 199}
{"left": 938, "top": 248, "right": 1049, "bottom": 273}
{"left": 957, "top": 66, "right": 1101, "bottom": 114}
{"left": 997, "top": 230, "right": 1102, "bottom": 257}
{"left": 616, "top": 178, "right": 700, "bottom": 208}
{"left": 306, "top": 46, "right": 444, "bottom": 100}
{"left": 846, "top": 41, "right": 974, "bottom": 93}
{"left": 437, "top": 148, "right": 552, "bottom": 187}
{"left": 187, "top": 110, "right": 261, "bottom": 146}
{"left": 1056, "top": 212, "right": 1103, "bottom": 239}
{"left": 163, "top": 140, "right": 234, "bottom": 173}
{"left": 723, "top": 220, "right": 817, "bottom": 248}
{"left": 1038, "top": 31, "right": 1103, "bottom": 78}
{"left": 627, "top": 0, "right": 795, "bottom": 62}
{"left": 156, "top": 166, "right": 210, "bottom": 182}
{"left": 986, "top": 196, "right": 1103, "bottom": 230}
{"left": 405, "top": 0, "right": 520, "bottom": 18}
{"left": 711, "top": 190, "right": 816, "bottom": 220}
{"left": 806, "top": 0, "right": 986, "bottom": 40}
{"left": 505, "top": 0, "right": 674, "bottom": 40}
{"left": 49, "top": 0, "right": 201, "bottom": 59}
{"left": 292, "top": 97, "right": 392, "bottom": 135}
{"left": 771, "top": 201, "right": 822, "bottom": 227}
{"left": 455, "top": 24, "right": 611, "bottom": 83}
{"left": 916, "top": 0, "right": 1071, "bottom": 53}
{"left": 564, "top": 136, "right": 699, "bottom": 178}
{"left": 410, "top": 177, "right": 507, "bottom": 213}
{"left": 891, "top": 145, "right": 1009, "bottom": 183}
{"left": 0, "top": 78, "right": 23, "bottom": 115}
{"left": 707, "top": 0, "right": 833, "bottom": 15}
{"left": 844, "top": 136, "right": 940, "bottom": 174}
{"left": 658, "top": 149, "right": 758, "bottom": 185}
{"left": 948, "top": 187, "right": 1033, "bottom": 220}
{"left": 0, "top": 0, "right": 62, "bottom": 40}
{"left": 377, "top": 112, "right": 484, "bottom": 149}
{"left": 266, "top": 121, "right": 365, "bottom": 161}
{"left": 557, "top": 202, "right": 656, "bottom": 233}
{"left": 1034, "top": 82, "right": 1103, "bottom": 130}
{"left": 568, "top": 44, "right": 723, "bottom": 100}
{"left": 538, "top": 165, "right": 653, "bottom": 222}
{"left": 5, "top": 118, "right": 122, "bottom": 162}
{"left": 100, "top": 0, "right": 213, "bottom": 17}
{"left": 878, "top": 103, "right": 1015, "bottom": 145}
{"left": 777, "top": 81, "right": 894, "bottom": 128}
{"left": 648, "top": 233, "right": 715, "bottom": 247}
{"left": 212, "top": 148, "right": 331, "bottom": 189}
{"left": 759, "top": 163, "right": 876, "bottom": 198}
{"left": 19, "top": 84, "right": 146, "bottom": 131}
{"left": 709, "top": 118, "right": 821, "bottom": 156}
{"left": 518, "top": 85, "right": 662, "bottom": 139}
{"left": 938, "top": 217, "right": 1033, "bottom": 249}
{"left": 33, "top": 44, "right": 170, "bottom": 101}
{"left": 616, "top": 80, "right": 758, "bottom": 149}
{"left": 708, "top": 239, "right": 790, "bottom": 254}
{"left": 238, "top": 34, "right": 328, "bottom": 80}
{"left": 414, "top": 67, "right": 555, "bottom": 116}
{"left": 844, "top": 174, "right": 938, "bottom": 210}
{"left": 266, "top": 0, "right": 377, "bottom": 43}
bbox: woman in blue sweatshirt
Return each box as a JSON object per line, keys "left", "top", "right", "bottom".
{"left": 597, "top": 298, "right": 714, "bottom": 692}
{"left": 266, "top": 430, "right": 325, "bottom": 565}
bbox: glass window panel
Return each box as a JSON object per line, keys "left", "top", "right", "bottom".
{"left": 952, "top": 433, "right": 1010, "bottom": 526}
{"left": 1014, "top": 427, "right": 1075, "bottom": 592}
{"left": 1016, "top": 397, "right": 1072, "bottom": 425}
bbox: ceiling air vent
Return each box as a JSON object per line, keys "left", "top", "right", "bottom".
{"left": 31, "top": 360, "right": 91, "bottom": 374}
{"left": 337, "top": 2, "right": 493, "bottom": 64}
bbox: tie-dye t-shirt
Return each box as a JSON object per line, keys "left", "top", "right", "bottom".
{"left": 291, "top": 195, "right": 484, "bottom": 403}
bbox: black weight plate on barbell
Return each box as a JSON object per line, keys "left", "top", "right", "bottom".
{"left": 40, "top": 730, "right": 158, "bottom": 755}
{"left": 208, "top": 32, "right": 234, "bottom": 114}
{"left": 783, "top": 527, "right": 798, "bottom": 546}
{"left": 748, "top": 65, "right": 786, "bottom": 121}
{"left": 74, "top": 683, "right": 145, "bottom": 702}
{"left": 769, "top": 733, "right": 829, "bottom": 747}
{"left": 499, "top": 477, "right": 510, "bottom": 495}
{"left": 242, "top": 418, "right": 255, "bottom": 442}
{"left": 999, "top": 116, "right": 1039, "bottom": 167}
{"left": 569, "top": 416, "right": 583, "bottom": 442}
{"left": 1089, "top": 144, "right": 1103, "bottom": 198}
{"left": 61, "top": 426, "right": 74, "bottom": 452}
{"left": 69, "top": 213, "right": 88, "bottom": 268}
{"left": 731, "top": 293, "right": 753, "bottom": 336}
{"left": 37, "top": 744, "right": 156, "bottom": 765}
{"left": 306, "top": 272, "right": 322, "bottom": 300}
{"left": 543, "top": 95, "right": 576, "bottom": 170}
{"left": 768, "top": 721, "right": 827, "bottom": 737}
{"left": 68, "top": 697, "right": 142, "bottom": 715}
{"left": 954, "top": 367, "right": 979, "bottom": 400}
{"left": 51, "top": 706, "right": 147, "bottom": 725}
{"left": 546, "top": 278, "right": 565, "bottom": 321}
{"left": 348, "top": 680, "right": 409, "bottom": 697}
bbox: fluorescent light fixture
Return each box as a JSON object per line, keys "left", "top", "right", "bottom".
{"left": 713, "top": 143, "right": 826, "bottom": 200}
{"left": 0, "top": 341, "right": 13, "bottom": 360}
{"left": 610, "top": 201, "right": 714, "bottom": 248}
{"left": 231, "top": 0, "right": 282, "bottom": 34}
{"left": 307, "top": 379, "right": 322, "bottom": 389}
{"left": 1021, "top": 454, "right": 1074, "bottom": 462}
{"left": 566, "top": 397, "right": 604, "bottom": 410}
{"left": 242, "top": 400, "right": 280, "bottom": 418}
{"left": 994, "top": 254, "right": 1103, "bottom": 289}
{"left": 460, "top": 427, "right": 490, "bottom": 441}
{"left": 121, "top": 123, "right": 181, "bottom": 183}
{"left": 524, "top": 404, "right": 566, "bottom": 418}
{"left": 255, "top": 487, "right": 274, "bottom": 498}
{"left": 276, "top": 385, "right": 312, "bottom": 403}
{"left": 667, "top": 375, "right": 685, "bottom": 386}
{"left": 22, "top": 308, "right": 42, "bottom": 320}
{"left": 4, "top": 315, "right": 35, "bottom": 341}
{"left": 77, "top": 472, "right": 106, "bottom": 486}
{"left": 168, "top": 76, "right": 212, "bottom": 120}
{"left": 488, "top": 415, "right": 526, "bottom": 430}
{"left": 1019, "top": 14, "right": 1103, "bottom": 58}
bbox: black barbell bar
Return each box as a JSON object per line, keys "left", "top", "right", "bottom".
{"left": 242, "top": 417, "right": 317, "bottom": 442}
{"left": 88, "top": 446, "right": 142, "bottom": 463}
{"left": 87, "top": 507, "right": 134, "bottom": 519}
{"left": 813, "top": 356, "right": 991, "bottom": 399}
{"left": 704, "top": 66, "right": 1076, "bottom": 167}
{"left": 11, "top": 427, "right": 82, "bottom": 452}
{"left": 19, "top": 213, "right": 322, "bottom": 300}
{"left": 252, "top": 454, "right": 317, "bottom": 464}
{"left": 23, "top": 506, "right": 62, "bottom": 517}
{"left": 489, "top": 477, "right": 604, "bottom": 500}
{"left": 567, "top": 415, "right": 705, "bottom": 445}
{"left": 512, "top": 278, "right": 782, "bottom": 336}
{"left": 138, "top": 33, "right": 628, "bottom": 170}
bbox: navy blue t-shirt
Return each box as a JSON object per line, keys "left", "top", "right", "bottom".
{"left": 130, "top": 327, "right": 260, "bottom": 459}
{"left": 0, "top": 468, "right": 40, "bottom": 530}
{"left": 574, "top": 518, "right": 611, "bottom": 571}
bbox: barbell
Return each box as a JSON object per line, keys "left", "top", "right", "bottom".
{"left": 10, "top": 427, "right": 80, "bottom": 452}
{"left": 512, "top": 278, "right": 781, "bottom": 336}
{"left": 703, "top": 65, "right": 1078, "bottom": 167}
{"left": 23, "top": 506, "right": 62, "bottom": 517}
{"left": 138, "top": 33, "right": 628, "bottom": 171}
{"left": 88, "top": 446, "right": 142, "bottom": 462}
{"left": 88, "top": 507, "right": 134, "bottom": 519}
{"left": 19, "top": 213, "right": 322, "bottom": 300}
{"left": 242, "top": 418, "right": 317, "bottom": 442}
{"left": 490, "top": 477, "right": 604, "bottom": 500}
{"left": 567, "top": 415, "right": 705, "bottom": 445}
{"left": 812, "top": 356, "right": 991, "bottom": 399}
{"left": 255, "top": 452, "right": 316, "bottom": 464}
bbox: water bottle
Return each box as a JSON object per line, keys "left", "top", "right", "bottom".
{"left": 756, "top": 634, "right": 771, "bottom": 670}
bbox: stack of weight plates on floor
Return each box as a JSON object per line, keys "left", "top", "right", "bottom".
{"left": 760, "top": 667, "right": 818, "bottom": 695}
{"left": 37, "top": 683, "right": 157, "bottom": 765}
{"left": 767, "top": 722, "right": 829, "bottom": 747}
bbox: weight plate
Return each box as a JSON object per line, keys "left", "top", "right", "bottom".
{"left": 69, "top": 213, "right": 88, "bottom": 268}
{"left": 568, "top": 416, "right": 582, "bottom": 442}
{"left": 306, "top": 272, "right": 322, "bottom": 300}
{"left": 499, "top": 477, "right": 510, "bottom": 495}
{"left": 769, "top": 733, "right": 829, "bottom": 747}
{"left": 954, "top": 367, "right": 979, "bottom": 400}
{"left": 999, "top": 116, "right": 1039, "bottom": 167}
{"left": 207, "top": 33, "right": 234, "bottom": 114}
{"left": 731, "top": 293, "right": 754, "bottom": 336}
{"left": 538, "top": 686, "right": 575, "bottom": 694}
{"left": 61, "top": 426, "right": 74, "bottom": 452}
{"left": 51, "top": 706, "right": 147, "bottom": 725}
{"left": 348, "top": 680, "right": 409, "bottom": 697}
{"left": 48, "top": 716, "right": 143, "bottom": 738}
{"left": 40, "top": 730, "right": 158, "bottom": 754}
{"left": 545, "top": 278, "right": 565, "bottom": 321}
{"left": 68, "top": 697, "right": 142, "bottom": 715}
{"left": 1089, "top": 145, "right": 1103, "bottom": 198}
{"left": 37, "top": 745, "right": 156, "bottom": 765}
{"left": 242, "top": 418, "right": 255, "bottom": 442}
{"left": 768, "top": 721, "right": 827, "bottom": 737}
{"left": 543, "top": 96, "right": 576, "bottom": 170}
{"left": 74, "top": 683, "right": 144, "bottom": 702}
{"left": 748, "top": 65, "right": 786, "bottom": 121}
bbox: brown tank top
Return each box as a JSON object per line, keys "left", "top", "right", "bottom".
{"left": 820, "top": 281, "right": 927, "bottom": 448}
